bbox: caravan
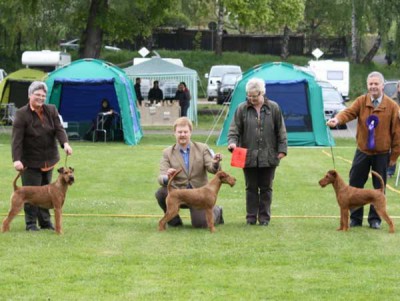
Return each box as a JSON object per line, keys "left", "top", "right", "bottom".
{"left": 22, "top": 50, "right": 71, "bottom": 72}
{"left": 308, "top": 60, "right": 350, "bottom": 100}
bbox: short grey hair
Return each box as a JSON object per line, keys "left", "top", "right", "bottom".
{"left": 28, "top": 81, "right": 48, "bottom": 96}
{"left": 367, "top": 71, "right": 384, "bottom": 84}
{"left": 246, "top": 78, "right": 266, "bottom": 95}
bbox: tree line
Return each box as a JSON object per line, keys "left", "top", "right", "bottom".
{"left": 0, "top": 0, "right": 399, "bottom": 70}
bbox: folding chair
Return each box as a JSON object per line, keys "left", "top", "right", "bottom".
{"left": 1, "top": 103, "right": 16, "bottom": 125}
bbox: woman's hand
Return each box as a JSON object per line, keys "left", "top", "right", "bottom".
{"left": 64, "top": 143, "right": 73, "bottom": 156}
{"left": 13, "top": 160, "right": 24, "bottom": 171}
{"left": 227, "top": 143, "right": 236, "bottom": 153}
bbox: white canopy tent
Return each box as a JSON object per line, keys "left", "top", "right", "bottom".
{"left": 124, "top": 58, "right": 198, "bottom": 124}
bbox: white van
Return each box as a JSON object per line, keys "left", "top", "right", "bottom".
{"left": 205, "top": 65, "right": 242, "bottom": 101}
{"left": 308, "top": 60, "right": 350, "bottom": 100}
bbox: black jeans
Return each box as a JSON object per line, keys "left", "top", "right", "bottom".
{"left": 21, "top": 168, "right": 53, "bottom": 229}
{"left": 243, "top": 166, "right": 276, "bottom": 223}
{"left": 349, "top": 149, "right": 389, "bottom": 225}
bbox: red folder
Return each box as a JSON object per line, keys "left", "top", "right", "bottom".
{"left": 231, "top": 147, "right": 247, "bottom": 168}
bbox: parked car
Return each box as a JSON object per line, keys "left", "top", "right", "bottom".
{"left": 0, "top": 69, "right": 7, "bottom": 82}
{"left": 317, "top": 80, "right": 336, "bottom": 90}
{"left": 140, "top": 79, "right": 151, "bottom": 99}
{"left": 384, "top": 80, "right": 399, "bottom": 100}
{"left": 216, "top": 73, "right": 241, "bottom": 104}
{"left": 205, "top": 65, "right": 242, "bottom": 101}
{"left": 160, "top": 80, "right": 179, "bottom": 100}
{"left": 318, "top": 81, "right": 347, "bottom": 129}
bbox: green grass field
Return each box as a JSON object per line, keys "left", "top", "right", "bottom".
{"left": 1, "top": 132, "right": 400, "bottom": 300}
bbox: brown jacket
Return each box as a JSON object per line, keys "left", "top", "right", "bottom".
{"left": 12, "top": 104, "right": 68, "bottom": 168}
{"left": 335, "top": 93, "right": 400, "bottom": 162}
{"left": 157, "top": 141, "right": 219, "bottom": 189}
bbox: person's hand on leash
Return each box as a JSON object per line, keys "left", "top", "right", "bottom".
{"left": 167, "top": 168, "right": 177, "bottom": 178}
{"left": 64, "top": 143, "right": 73, "bottom": 156}
{"left": 212, "top": 153, "right": 222, "bottom": 164}
{"left": 13, "top": 161, "right": 24, "bottom": 171}
{"left": 326, "top": 117, "right": 339, "bottom": 128}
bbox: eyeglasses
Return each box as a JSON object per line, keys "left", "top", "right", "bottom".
{"left": 247, "top": 92, "right": 261, "bottom": 99}
{"left": 32, "top": 93, "right": 46, "bottom": 98}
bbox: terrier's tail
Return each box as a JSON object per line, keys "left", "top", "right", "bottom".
{"left": 13, "top": 172, "right": 21, "bottom": 191}
{"left": 371, "top": 170, "right": 385, "bottom": 193}
{"left": 167, "top": 169, "right": 183, "bottom": 194}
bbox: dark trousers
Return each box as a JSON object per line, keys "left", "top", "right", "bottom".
{"left": 180, "top": 104, "right": 190, "bottom": 117}
{"left": 387, "top": 163, "right": 396, "bottom": 176}
{"left": 243, "top": 166, "right": 276, "bottom": 223}
{"left": 21, "top": 168, "right": 53, "bottom": 229}
{"left": 349, "top": 149, "right": 389, "bottom": 225}
{"left": 155, "top": 186, "right": 223, "bottom": 228}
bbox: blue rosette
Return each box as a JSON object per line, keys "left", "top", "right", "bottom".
{"left": 366, "top": 115, "right": 379, "bottom": 150}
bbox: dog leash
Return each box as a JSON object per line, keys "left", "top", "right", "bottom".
{"left": 326, "top": 126, "right": 336, "bottom": 170}
{"left": 64, "top": 154, "right": 68, "bottom": 168}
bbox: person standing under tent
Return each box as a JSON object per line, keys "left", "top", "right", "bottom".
{"left": 175, "top": 82, "right": 191, "bottom": 117}
{"left": 134, "top": 77, "right": 144, "bottom": 106}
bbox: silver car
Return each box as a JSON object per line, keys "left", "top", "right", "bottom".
{"left": 384, "top": 80, "right": 398, "bottom": 99}
{"left": 160, "top": 80, "right": 179, "bottom": 100}
{"left": 319, "top": 82, "right": 347, "bottom": 129}
{"left": 205, "top": 65, "right": 242, "bottom": 101}
{"left": 217, "top": 73, "right": 241, "bottom": 104}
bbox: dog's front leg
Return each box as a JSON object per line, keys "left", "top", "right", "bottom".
{"left": 205, "top": 208, "right": 215, "bottom": 233}
{"left": 337, "top": 208, "right": 345, "bottom": 231}
{"left": 54, "top": 207, "right": 63, "bottom": 235}
{"left": 341, "top": 208, "right": 349, "bottom": 231}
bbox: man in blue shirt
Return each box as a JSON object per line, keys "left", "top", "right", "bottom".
{"left": 155, "top": 117, "right": 224, "bottom": 227}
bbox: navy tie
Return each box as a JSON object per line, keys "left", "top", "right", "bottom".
{"left": 373, "top": 99, "right": 379, "bottom": 108}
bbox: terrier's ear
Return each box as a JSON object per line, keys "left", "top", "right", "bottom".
{"left": 58, "top": 167, "right": 65, "bottom": 173}
{"left": 69, "top": 167, "right": 74, "bottom": 172}
{"left": 328, "top": 170, "right": 337, "bottom": 177}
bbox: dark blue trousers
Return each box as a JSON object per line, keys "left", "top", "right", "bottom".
{"left": 349, "top": 149, "right": 389, "bottom": 225}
